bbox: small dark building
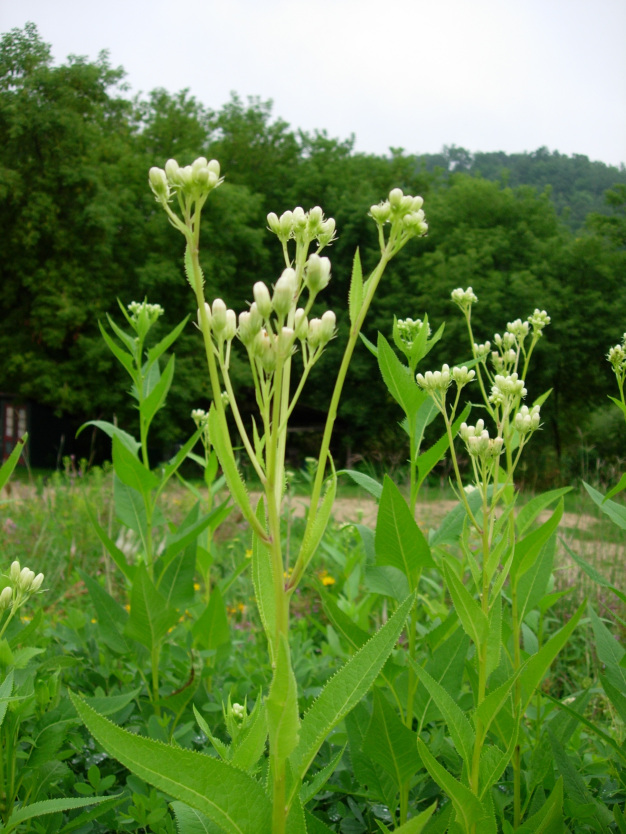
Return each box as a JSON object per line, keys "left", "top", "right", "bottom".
{"left": 0, "top": 394, "right": 85, "bottom": 469}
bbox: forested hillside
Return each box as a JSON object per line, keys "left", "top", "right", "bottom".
{"left": 1, "top": 23, "right": 625, "bottom": 483}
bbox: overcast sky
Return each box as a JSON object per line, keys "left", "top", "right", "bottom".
{"left": 2, "top": 0, "right": 625, "bottom": 167}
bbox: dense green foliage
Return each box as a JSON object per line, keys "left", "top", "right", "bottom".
{"left": 1, "top": 23, "right": 625, "bottom": 482}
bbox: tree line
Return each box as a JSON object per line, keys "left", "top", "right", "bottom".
{"left": 1, "top": 23, "right": 625, "bottom": 484}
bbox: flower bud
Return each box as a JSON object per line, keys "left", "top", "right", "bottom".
{"left": 318, "top": 217, "right": 336, "bottom": 247}
{"left": 197, "top": 302, "right": 212, "bottom": 328}
{"left": 238, "top": 311, "right": 257, "bottom": 347}
{"left": 272, "top": 269, "right": 297, "bottom": 319}
{"left": 278, "top": 210, "right": 294, "bottom": 239}
{"left": 388, "top": 188, "right": 404, "bottom": 208}
{"left": 276, "top": 327, "right": 295, "bottom": 359}
{"left": 307, "top": 318, "right": 323, "bottom": 350}
{"left": 253, "top": 282, "right": 272, "bottom": 319}
{"left": 451, "top": 287, "right": 478, "bottom": 309}
{"left": 294, "top": 308, "right": 308, "bottom": 340}
{"left": 30, "top": 573, "right": 44, "bottom": 593}
{"left": 10, "top": 561, "right": 20, "bottom": 583}
{"left": 164, "top": 159, "right": 180, "bottom": 182}
{"left": 452, "top": 366, "right": 476, "bottom": 386}
{"left": 19, "top": 567, "right": 35, "bottom": 591}
{"left": 192, "top": 157, "right": 208, "bottom": 174}
{"left": 304, "top": 254, "right": 331, "bottom": 294}
{"left": 207, "top": 159, "right": 221, "bottom": 178}
{"left": 223, "top": 309, "right": 237, "bottom": 342}
{"left": 148, "top": 167, "right": 170, "bottom": 201}
{"left": 370, "top": 202, "right": 391, "bottom": 224}
{"left": 211, "top": 299, "right": 227, "bottom": 334}
{"left": 307, "top": 206, "right": 324, "bottom": 236}
{"left": 319, "top": 310, "right": 336, "bottom": 345}
{"left": 0, "top": 586, "right": 12, "bottom": 611}
{"left": 267, "top": 212, "right": 280, "bottom": 234}
{"left": 292, "top": 207, "right": 307, "bottom": 233}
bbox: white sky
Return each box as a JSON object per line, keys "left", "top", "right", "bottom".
{"left": 2, "top": 0, "right": 625, "bottom": 167}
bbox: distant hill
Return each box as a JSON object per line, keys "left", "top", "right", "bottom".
{"left": 417, "top": 145, "right": 626, "bottom": 231}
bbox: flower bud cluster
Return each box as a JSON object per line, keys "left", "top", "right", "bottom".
{"left": 451, "top": 287, "right": 478, "bottom": 312}
{"left": 128, "top": 301, "right": 164, "bottom": 324}
{"left": 459, "top": 420, "right": 503, "bottom": 459}
{"left": 514, "top": 405, "right": 541, "bottom": 435}
{"left": 191, "top": 408, "right": 209, "bottom": 429}
{"left": 416, "top": 364, "right": 452, "bottom": 394}
{"left": 149, "top": 157, "right": 222, "bottom": 204}
{"left": 507, "top": 318, "right": 530, "bottom": 340}
{"left": 489, "top": 373, "right": 527, "bottom": 406}
{"left": 608, "top": 335, "right": 626, "bottom": 376}
{"left": 474, "top": 341, "right": 491, "bottom": 361}
{"left": 1, "top": 560, "right": 45, "bottom": 613}
{"left": 267, "top": 207, "right": 336, "bottom": 247}
{"left": 369, "top": 189, "right": 428, "bottom": 236}
{"left": 452, "top": 366, "right": 476, "bottom": 386}
{"left": 397, "top": 317, "right": 430, "bottom": 350}
{"left": 198, "top": 299, "right": 237, "bottom": 342}
{"left": 528, "top": 309, "right": 551, "bottom": 334}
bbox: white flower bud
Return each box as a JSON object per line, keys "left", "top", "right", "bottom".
{"left": 253, "top": 282, "right": 272, "bottom": 319}
{"left": 207, "top": 159, "right": 220, "bottom": 178}
{"left": 452, "top": 366, "right": 476, "bottom": 386}
{"left": 294, "top": 308, "right": 308, "bottom": 340}
{"left": 388, "top": 188, "right": 404, "bottom": 208}
{"left": 272, "top": 269, "right": 297, "bottom": 318}
{"left": 319, "top": 310, "right": 336, "bottom": 345}
{"left": 192, "top": 157, "right": 208, "bottom": 174}
{"left": 278, "top": 210, "right": 294, "bottom": 239}
{"left": 318, "top": 217, "right": 336, "bottom": 246}
{"left": 308, "top": 206, "right": 324, "bottom": 235}
{"left": 223, "top": 309, "right": 237, "bottom": 342}
{"left": 197, "top": 302, "right": 212, "bottom": 328}
{"left": 304, "top": 254, "right": 331, "bottom": 294}
{"left": 148, "top": 167, "right": 170, "bottom": 201}
{"left": 164, "top": 159, "right": 180, "bottom": 182}
{"left": 191, "top": 408, "right": 209, "bottom": 428}
{"left": 19, "top": 568, "right": 35, "bottom": 591}
{"left": 238, "top": 311, "right": 258, "bottom": 347}
{"left": 370, "top": 202, "right": 391, "bottom": 224}
{"left": 0, "top": 586, "right": 12, "bottom": 610}
{"left": 10, "top": 561, "right": 20, "bottom": 583}
{"left": 211, "top": 299, "right": 227, "bottom": 334}
{"left": 528, "top": 309, "right": 551, "bottom": 333}
{"left": 30, "top": 573, "right": 44, "bottom": 592}
{"left": 267, "top": 212, "right": 280, "bottom": 234}
{"left": 276, "top": 327, "right": 295, "bottom": 359}
{"left": 307, "top": 318, "right": 323, "bottom": 350}
{"left": 292, "top": 207, "right": 307, "bottom": 232}
{"left": 451, "top": 287, "right": 478, "bottom": 309}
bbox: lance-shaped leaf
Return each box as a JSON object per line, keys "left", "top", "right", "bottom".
{"left": 112, "top": 435, "right": 159, "bottom": 498}
{"left": 515, "top": 487, "right": 571, "bottom": 536}
{"left": 267, "top": 635, "right": 300, "bottom": 761}
{"left": 377, "top": 333, "right": 427, "bottom": 419}
{"left": 348, "top": 249, "right": 363, "bottom": 325}
{"left": 376, "top": 476, "right": 434, "bottom": 590}
{"left": 141, "top": 354, "right": 175, "bottom": 436}
{"left": 511, "top": 499, "right": 563, "bottom": 583}
{"left": 0, "top": 794, "right": 123, "bottom": 834}
{"left": 251, "top": 500, "right": 276, "bottom": 659}
{"left": 409, "top": 658, "right": 475, "bottom": 769}
{"left": 124, "top": 564, "right": 179, "bottom": 653}
{"left": 84, "top": 502, "right": 134, "bottom": 581}
{"left": 515, "top": 777, "right": 564, "bottom": 834}
{"left": 192, "top": 587, "right": 230, "bottom": 654}
{"left": 362, "top": 688, "right": 419, "bottom": 789}
{"left": 207, "top": 406, "right": 268, "bottom": 542}
{"left": 417, "top": 739, "right": 492, "bottom": 832}
{"left": 146, "top": 315, "right": 189, "bottom": 365}
{"left": 70, "top": 693, "right": 272, "bottom": 834}
{"left": 0, "top": 435, "right": 27, "bottom": 491}
{"left": 442, "top": 561, "right": 488, "bottom": 647}
{"left": 296, "top": 473, "right": 336, "bottom": 578}
{"left": 78, "top": 420, "right": 140, "bottom": 456}
{"left": 79, "top": 570, "right": 130, "bottom": 654}
{"left": 287, "top": 593, "right": 414, "bottom": 800}
{"left": 376, "top": 801, "right": 437, "bottom": 833}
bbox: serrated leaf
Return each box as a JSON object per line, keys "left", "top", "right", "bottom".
{"left": 409, "top": 660, "right": 475, "bottom": 769}
{"left": 584, "top": 481, "right": 626, "bottom": 530}
{"left": 337, "top": 469, "right": 383, "bottom": 500}
{"left": 288, "top": 593, "right": 414, "bottom": 799}
{"left": 0, "top": 795, "right": 122, "bottom": 834}
{"left": 348, "top": 249, "right": 364, "bottom": 324}
{"left": 376, "top": 476, "right": 434, "bottom": 589}
{"left": 362, "top": 689, "right": 419, "bottom": 789}
{"left": 267, "top": 635, "right": 300, "bottom": 761}
{"left": 78, "top": 420, "right": 140, "bottom": 456}
{"left": 251, "top": 499, "right": 276, "bottom": 658}
{"left": 516, "top": 532, "right": 555, "bottom": 623}
{"left": 124, "top": 564, "right": 179, "bottom": 652}
{"left": 442, "top": 561, "right": 488, "bottom": 647}
{"left": 112, "top": 435, "right": 159, "bottom": 496}
{"left": 192, "top": 587, "right": 230, "bottom": 653}
{"left": 417, "top": 739, "right": 490, "bottom": 830}
{"left": 511, "top": 499, "right": 563, "bottom": 583}
{"left": 378, "top": 333, "right": 426, "bottom": 419}
{"left": 79, "top": 570, "right": 130, "bottom": 654}
{"left": 516, "top": 488, "right": 572, "bottom": 536}
{"left": 171, "top": 801, "right": 220, "bottom": 834}
{"left": 300, "top": 745, "right": 345, "bottom": 804}
{"left": 71, "top": 693, "right": 272, "bottom": 834}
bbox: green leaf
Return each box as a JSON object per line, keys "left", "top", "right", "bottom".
{"left": 417, "top": 739, "right": 491, "bottom": 831}
{"left": 171, "top": 802, "right": 220, "bottom": 834}
{"left": 348, "top": 249, "right": 363, "bottom": 324}
{"left": 520, "top": 602, "right": 584, "bottom": 712}
{"left": 98, "top": 319, "right": 136, "bottom": 376}
{"left": 112, "top": 435, "right": 159, "bottom": 497}
{"left": 345, "top": 703, "right": 398, "bottom": 810}
{"left": 192, "top": 587, "right": 230, "bottom": 653}
{"left": 251, "top": 499, "right": 276, "bottom": 658}
{"left": 141, "top": 354, "right": 175, "bottom": 435}
{"left": 147, "top": 316, "right": 189, "bottom": 365}
{"left": 70, "top": 693, "right": 273, "bottom": 834}
{"left": 376, "top": 476, "right": 434, "bottom": 589}
{"left": 0, "top": 670, "right": 14, "bottom": 729}
{"left": 82, "top": 688, "right": 142, "bottom": 717}
{"left": 297, "top": 473, "right": 337, "bottom": 576}
{"left": 363, "top": 565, "right": 410, "bottom": 602}
{"left": 516, "top": 488, "right": 572, "bottom": 536}
{"left": 416, "top": 404, "right": 470, "bottom": 490}
{"left": 605, "top": 471, "right": 626, "bottom": 501}
{"left": 511, "top": 499, "right": 563, "bottom": 583}
{"left": 516, "top": 778, "right": 564, "bottom": 834}
{"left": 124, "top": 564, "right": 179, "bottom": 653}
{"left": 442, "top": 561, "right": 488, "bottom": 647}
{"left": 362, "top": 688, "right": 419, "bottom": 789}
{"left": 377, "top": 333, "right": 426, "bottom": 419}
{"left": 0, "top": 435, "right": 27, "bottom": 492}
{"left": 78, "top": 420, "right": 140, "bottom": 456}
{"left": 562, "top": 541, "right": 626, "bottom": 605}
{"left": 288, "top": 593, "right": 414, "bottom": 798}
{"left": 413, "top": 627, "right": 469, "bottom": 727}
{"left": 157, "top": 425, "right": 205, "bottom": 496}
{"left": 114, "top": 477, "right": 148, "bottom": 539}
{"left": 337, "top": 469, "right": 383, "bottom": 500}
{"left": 0, "top": 795, "right": 122, "bottom": 834}
{"left": 516, "top": 532, "right": 556, "bottom": 623}
{"left": 79, "top": 570, "right": 130, "bottom": 654}
{"left": 230, "top": 698, "right": 267, "bottom": 773}
{"left": 583, "top": 481, "right": 626, "bottom": 530}
{"left": 300, "top": 745, "right": 345, "bottom": 804}
{"left": 391, "top": 802, "right": 437, "bottom": 833}
{"left": 429, "top": 489, "right": 483, "bottom": 547}
{"left": 267, "top": 635, "right": 300, "bottom": 761}
{"left": 85, "top": 501, "right": 134, "bottom": 581}
{"left": 409, "top": 660, "right": 475, "bottom": 769}
{"left": 208, "top": 406, "right": 267, "bottom": 542}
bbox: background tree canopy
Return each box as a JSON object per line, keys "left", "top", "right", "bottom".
{"left": 1, "top": 24, "right": 625, "bottom": 483}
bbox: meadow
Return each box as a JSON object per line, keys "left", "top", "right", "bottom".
{"left": 0, "top": 156, "right": 624, "bottom": 834}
